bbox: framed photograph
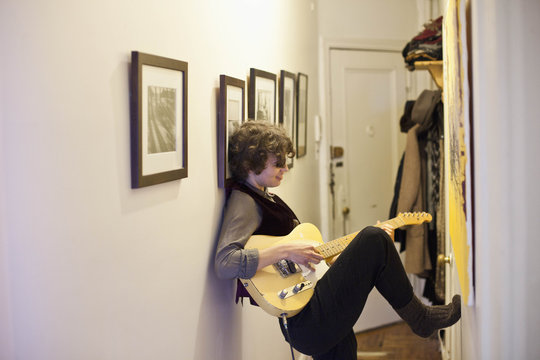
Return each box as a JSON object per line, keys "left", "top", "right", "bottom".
{"left": 218, "top": 75, "right": 245, "bottom": 187}
{"left": 296, "top": 72, "right": 308, "bottom": 158}
{"left": 130, "top": 51, "right": 188, "bottom": 188}
{"left": 248, "top": 68, "right": 276, "bottom": 124}
{"left": 279, "top": 70, "right": 296, "bottom": 168}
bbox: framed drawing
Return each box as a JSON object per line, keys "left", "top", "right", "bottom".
{"left": 248, "top": 68, "right": 276, "bottom": 124}
{"left": 445, "top": 0, "right": 475, "bottom": 305}
{"left": 218, "top": 75, "right": 245, "bottom": 187}
{"left": 296, "top": 72, "right": 308, "bottom": 158}
{"left": 130, "top": 51, "right": 188, "bottom": 188}
{"left": 279, "top": 70, "right": 296, "bottom": 168}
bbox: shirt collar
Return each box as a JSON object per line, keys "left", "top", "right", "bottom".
{"left": 242, "top": 181, "right": 275, "bottom": 201}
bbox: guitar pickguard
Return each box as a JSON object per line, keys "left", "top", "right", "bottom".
{"left": 299, "top": 260, "right": 330, "bottom": 283}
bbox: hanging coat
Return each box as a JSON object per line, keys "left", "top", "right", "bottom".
{"left": 396, "top": 89, "right": 441, "bottom": 276}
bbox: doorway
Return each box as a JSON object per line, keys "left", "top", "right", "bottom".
{"left": 327, "top": 46, "right": 408, "bottom": 331}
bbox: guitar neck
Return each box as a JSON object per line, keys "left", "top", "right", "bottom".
{"left": 315, "top": 217, "right": 409, "bottom": 260}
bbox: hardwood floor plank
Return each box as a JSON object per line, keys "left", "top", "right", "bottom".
{"left": 355, "top": 321, "right": 441, "bottom": 360}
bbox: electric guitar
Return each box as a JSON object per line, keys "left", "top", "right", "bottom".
{"left": 239, "top": 212, "right": 432, "bottom": 317}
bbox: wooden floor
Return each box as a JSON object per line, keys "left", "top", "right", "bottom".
{"left": 355, "top": 321, "right": 442, "bottom": 360}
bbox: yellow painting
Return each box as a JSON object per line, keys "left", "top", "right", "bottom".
{"left": 444, "top": 0, "right": 474, "bottom": 305}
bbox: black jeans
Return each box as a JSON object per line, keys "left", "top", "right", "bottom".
{"left": 279, "top": 226, "right": 414, "bottom": 359}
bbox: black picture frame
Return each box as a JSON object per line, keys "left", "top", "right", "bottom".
{"left": 248, "top": 68, "right": 276, "bottom": 124}
{"left": 130, "top": 51, "right": 188, "bottom": 188}
{"left": 279, "top": 70, "right": 296, "bottom": 168}
{"left": 218, "top": 75, "right": 245, "bottom": 188}
{"left": 296, "top": 72, "right": 308, "bottom": 158}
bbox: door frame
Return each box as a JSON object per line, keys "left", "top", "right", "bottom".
{"left": 318, "top": 38, "right": 409, "bottom": 242}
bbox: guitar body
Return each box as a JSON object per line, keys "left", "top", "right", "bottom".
{"left": 240, "top": 223, "right": 326, "bottom": 317}
{"left": 239, "top": 212, "right": 431, "bottom": 318}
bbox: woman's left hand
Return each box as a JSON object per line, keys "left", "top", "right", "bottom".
{"left": 376, "top": 221, "right": 395, "bottom": 241}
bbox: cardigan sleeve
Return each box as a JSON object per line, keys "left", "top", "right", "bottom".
{"left": 214, "top": 190, "right": 262, "bottom": 280}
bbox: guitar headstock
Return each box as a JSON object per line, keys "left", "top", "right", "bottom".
{"left": 396, "top": 212, "right": 432, "bottom": 225}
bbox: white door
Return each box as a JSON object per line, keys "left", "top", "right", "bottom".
{"left": 329, "top": 48, "right": 407, "bottom": 331}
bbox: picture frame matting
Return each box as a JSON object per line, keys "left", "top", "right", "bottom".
{"left": 248, "top": 68, "right": 277, "bottom": 124}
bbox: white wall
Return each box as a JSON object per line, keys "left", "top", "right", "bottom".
{"left": 0, "top": 74, "right": 13, "bottom": 359}
{"left": 0, "top": 1, "right": 320, "bottom": 359}
{"left": 467, "top": 0, "right": 540, "bottom": 359}
{"left": 318, "top": 0, "right": 420, "bottom": 40}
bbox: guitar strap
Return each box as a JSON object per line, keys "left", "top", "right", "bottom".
{"left": 236, "top": 279, "right": 258, "bottom": 306}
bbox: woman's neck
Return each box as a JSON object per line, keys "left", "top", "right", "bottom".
{"left": 245, "top": 176, "right": 264, "bottom": 191}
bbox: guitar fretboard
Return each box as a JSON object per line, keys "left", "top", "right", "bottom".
{"left": 315, "top": 213, "right": 425, "bottom": 259}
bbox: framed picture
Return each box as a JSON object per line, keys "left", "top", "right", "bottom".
{"left": 296, "top": 72, "right": 308, "bottom": 158}
{"left": 279, "top": 70, "right": 296, "bottom": 168}
{"left": 130, "top": 51, "right": 188, "bottom": 188}
{"left": 248, "top": 68, "right": 276, "bottom": 124}
{"left": 218, "top": 75, "right": 245, "bottom": 187}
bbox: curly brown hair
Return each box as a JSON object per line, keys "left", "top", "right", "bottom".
{"left": 228, "top": 120, "right": 295, "bottom": 181}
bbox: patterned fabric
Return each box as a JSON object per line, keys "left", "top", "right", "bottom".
{"left": 402, "top": 16, "right": 443, "bottom": 70}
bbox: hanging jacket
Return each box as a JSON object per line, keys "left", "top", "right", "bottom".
{"left": 396, "top": 90, "right": 442, "bottom": 276}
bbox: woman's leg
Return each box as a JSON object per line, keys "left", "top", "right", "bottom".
{"left": 312, "top": 330, "right": 357, "bottom": 360}
{"left": 284, "top": 226, "right": 411, "bottom": 355}
{"left": 283, "top": 226, "right": 460, "bottom": 356}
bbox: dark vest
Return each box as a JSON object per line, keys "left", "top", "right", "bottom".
{"left": 233, "top": 182, "right": 298, "bottom": 236}
{"left": 228, "top": 181, "right": 299, "bottom": 305}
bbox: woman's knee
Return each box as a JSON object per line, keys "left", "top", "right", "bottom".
{"left": 349, "top": 226, "right": 390, "bottom": 253}
{"left": 360, "top": 226, "right": 391, "bottom": 243}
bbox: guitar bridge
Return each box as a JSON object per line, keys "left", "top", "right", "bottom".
{"left": 277, "top": 281, "right": 314, "bottom": 299}
{"left": 273, "top": 259, "right": 300, "bottom": 277}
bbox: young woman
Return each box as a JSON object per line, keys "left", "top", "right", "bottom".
{"left": 215, "top": 120, "right": 460, "bottom": 360}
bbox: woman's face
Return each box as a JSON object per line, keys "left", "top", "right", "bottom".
{"left": 247, "top": 154, "right": 289, "bottom": 190}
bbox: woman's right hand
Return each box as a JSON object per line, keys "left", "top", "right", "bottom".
{"left": 257, "top": 243, "right": 324, "bottom": 271}
{"left": 282, "top": 243, "right": 324, "bottom": 270}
